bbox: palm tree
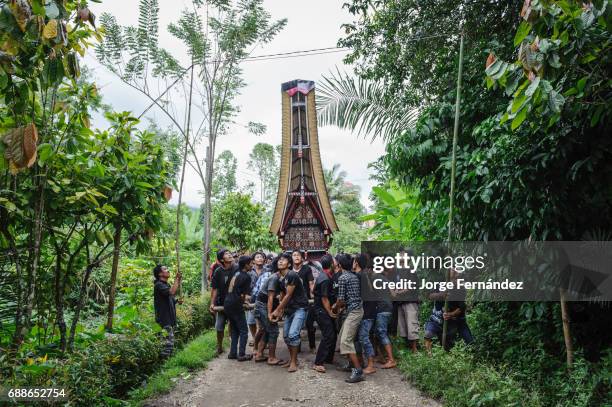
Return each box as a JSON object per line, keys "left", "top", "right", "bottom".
{"left": 324, "top": 163, "right": 361, "bottom": 205}
{"left": 316, "top": 69, "right": 420, "bottom": 142}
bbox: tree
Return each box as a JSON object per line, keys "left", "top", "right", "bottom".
{"left": 212, "top": 150, "right": 238, "bottom": 202}
{"left": 99, "top": 112, "right": 170, "bottom": 332}
{"left": 339, "top": 0, "right": 611, "bottom": 402}
{"left": 212, "top": 192, "right": 277, "bottom": 252}
{"left": 96, "top": 0, "right": 286, "bottom": 293}
{"left": 324, "top": 163, "right": 365, "bottom": 221}
{"left": 248, "top": 142, "right": 279, "bottom": 206}
{"left": 329, "top": 213, "right": 368, "bottom": 253}
{"left": 0, "top": 0, "right": 100, "bottom": 346}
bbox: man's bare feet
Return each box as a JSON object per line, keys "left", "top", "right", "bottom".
{"left": 363, "top": 366, "right": 377, "bottom": 374}
{"left": 380, "top": 360, "right": 397, "bottom": 369}
{"left": 288, "top": 364, "right": 298, "bottom": 372}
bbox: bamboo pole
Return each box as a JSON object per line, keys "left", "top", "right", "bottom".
{"left": 175, "top": 63, "right": 195, "bottom": 296}
{"left": 442, "top": 29, "right": 464, "bottom": 350}
{"left": 559, "top": 288, "right": 574, "bottom": 367}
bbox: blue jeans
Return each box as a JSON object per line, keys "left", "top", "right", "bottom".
{"left": 375, "top": 312, "right": 392, "bottom": 346}
{"left": 358, "top": 318, "right": 375, "bottom": 358}
{"left": 226, "top": 307, "right": 248, "bottom": 357}
{"left": 457, "top": 318, "right": 474, "bottom": 344}
{"left": 283, "top": 308, "right": 307, "bottom": 347}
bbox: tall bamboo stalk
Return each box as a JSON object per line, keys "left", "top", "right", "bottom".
{"left": 175, "top": 63, "right": 195, "bottom": 295}
{"left": 559, "top": 288, "right": 574, "bottom": 367}
{"left": 442, "top": 29, "right": 464, "bottom": 350}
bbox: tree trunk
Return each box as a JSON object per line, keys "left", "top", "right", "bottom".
{"left": 202, "top": 146, "right": 212, "bottom": 295}
{"left": 105, "top": 224, "right": 122, "bottom": 332}
{"left": 559, "top": 288, "right": 573, "bottom": 368}
{"left": 14, "top": 182, "right": 45, "bottom": 346}
{"left": 69, "top": 241, "right": 112, "bottom": 350}
{"left": 53, "top": 250, "right": 67, "bottom": 352}
{"left": 68, "top": 264, "right": 93, "bottom": 350}
{"left": 202, "top": 143, "right": 214, "bottom": 295}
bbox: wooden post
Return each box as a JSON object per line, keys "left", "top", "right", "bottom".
{"left": 442, "top": 29, "right": 464, "bottom": 350}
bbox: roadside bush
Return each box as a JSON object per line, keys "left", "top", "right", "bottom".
{"left": 175, "top": 293, "right": 213, "bottom": 343}
{"left": 98, "top": 332, "right": 161, "bottom": 397}
{"left": 397, "top": 344, "right": 543, "bottom": 407}
{"left": 3, "top": 293, "right": 213, "bottom": 406}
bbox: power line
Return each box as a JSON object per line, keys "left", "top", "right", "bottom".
{"left": 244, "top": 46, "right": 349, "bottom": 60}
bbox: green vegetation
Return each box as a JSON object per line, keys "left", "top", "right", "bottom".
{"left": 323, "top": 0, "right": 611, "bottom": 405}
{"left": 129, "top": 330, "right": 221, "bottom": 404}
{"left": 397, "top": 345, "right": 543, "bottom": 407}
{"left": 0, "top": 1, "right": 286, "bottom": 403}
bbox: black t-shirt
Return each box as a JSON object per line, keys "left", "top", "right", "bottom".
{"left": 373, "top": 274, "right": 393, "bottom": 313}
{"left": 396, "top": 267, "right": 419, "bottom": 304}
{"left": 224, "top": 271, "right": 251, "bottom": 313}
{"left": 313, "top": 272, "right": 334, "bottom": 308}
{"left": 295, "top": 264, "right": 314, "bottom": 299}
{"left": 281, "top": 271, "right": 309, "bottom": 312}
{"left": 361, "top": 273, "right": 378, "bottom": 319}
{"left": 331, "top": 271, "right": 341, "bottom": 302}
{"left": 211, "top": 263, "right": 238, "bottom": 306}
{"left": 154, "top": 280, "right": 177, "bottom": 327}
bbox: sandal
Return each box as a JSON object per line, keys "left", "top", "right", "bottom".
{"left": 267, "top": 359, "right": 285, "bottom": 366}
{"left": 254, "top": 356, "right": 268, "bottom": 363}
{"left": 287, "top": 365, "right": 298, "bottom": 373}
{"left": 312, "top": 365, "right": 326, "bottom": 373}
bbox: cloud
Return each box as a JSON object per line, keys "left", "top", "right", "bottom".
{"left": 87, "top": 0, "right": 386, "bottom": 209}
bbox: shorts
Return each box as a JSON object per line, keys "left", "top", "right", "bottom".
{"left": 254, "top": 301, "right": 279, "bottom": 343}
{"left": 246, "top": 309, "right": 256, "bottom": 325}
{"left": 215, "top": 311, "right": 227, "bottom": 332}
{"left": 398, "top": 303, "right": 419, "bottom": 340}
{"left": 339, "top": 308, "right": 363, "bottom": 355}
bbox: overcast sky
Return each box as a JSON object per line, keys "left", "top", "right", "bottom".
{"left": 86, "top": 0, "right": 386, "bottom": 210}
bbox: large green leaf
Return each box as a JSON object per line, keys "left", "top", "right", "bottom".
{"left": 514, "top": 21, "right": 532, "bottom": 46}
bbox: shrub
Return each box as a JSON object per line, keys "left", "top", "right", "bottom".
{"left": 98, "top": 332, "right": 161, "bottom": 397}
{"left": 175, "top": 293, "right": 213, "bottom": 343}
{"left": 3, "top": 293, "right": 213, "bottom": 406}
{"left": 397, "top": 344, "right": 543, "bottom": 407}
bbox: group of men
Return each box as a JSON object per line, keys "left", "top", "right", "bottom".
{"left": 153, "top": 248, "right": 474, "bottom": 383}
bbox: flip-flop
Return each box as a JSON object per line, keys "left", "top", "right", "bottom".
{"left": 280, "top": 360, "right": 291, "bottom": 368}
{"left": 254, "top": 356, "right": 268, "bottom": 363}
{"left": 312, "top": 365, "right": 326, "bottom": 373}
{"left": 287, "top": 365, "right": 298, "bottom": 373}
{"left": 267, "top": 359, "right": 285, "bottom": 366}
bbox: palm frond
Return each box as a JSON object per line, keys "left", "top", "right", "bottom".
{"left": 316, "top": 69, "right": 420, "bottom": 142}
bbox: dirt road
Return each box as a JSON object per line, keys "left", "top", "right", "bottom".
{"left": 146, "top": 328, "right": 441, "bottom": 407}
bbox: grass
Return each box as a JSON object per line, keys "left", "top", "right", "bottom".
{"left": 395, "top": 343, "right": 543, "bottom": 407}
{"left": 128, "top": 330, "right": 220, "bottom": 405}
